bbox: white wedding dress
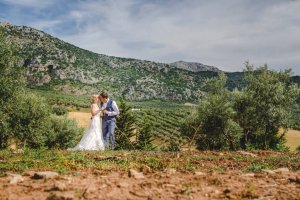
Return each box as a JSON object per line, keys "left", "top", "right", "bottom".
{"left": 68, "top": 105, "right": 105, "bottom": 151}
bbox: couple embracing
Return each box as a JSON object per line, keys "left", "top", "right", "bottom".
{"left": 69, "top": 91, "right": 119, "bottom": 151}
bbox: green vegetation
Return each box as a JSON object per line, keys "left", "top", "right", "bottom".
{"left": 115, "top": 100, "right": 137, "bottom": 150}
{"left": 51, "top": 105, "right": 68, "bottom": 116}
{"left": 30, "top": 89, "right": 192, "bottom": 149}
{"left": 0, "top": 150, "right": 299, "bottom": 174}
{"left": 181, "top": 63, "right": 300, "bottom": 151}
{"left": 136, "top": 116, "right": 155, "bottom": 150}
{"left": 0, "top": 27, "right": 82, "bottom": 149}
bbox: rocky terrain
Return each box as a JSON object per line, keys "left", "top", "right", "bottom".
{"left": 170, "top": 61, "right": 221, "bottom": 72}
{"left": 1, "top": 151, "right": 300, "bottom": 200}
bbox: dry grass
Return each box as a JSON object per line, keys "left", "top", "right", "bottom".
{"left": 285, "top": 129, "right": 300, "bottom": 151}
{"left": 68, "top": 112, "right": 90, "bottom": 128}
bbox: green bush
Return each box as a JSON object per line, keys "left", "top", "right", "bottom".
{"left": 136, "top": 116, "right": 155, "bottom": 150}
{"left": 167, "top": 139, "right": 181, "bottom": 151}
{"left": 181, "top": 65, "right": 299, "bottom": 151}
{"left": 1, "top": 92, "right": 82, "bottom": 149}
{"left": 193, "top": 73, "right": 242, "bottom": 151}
{"left": 46, "top": 117, "right": 83, "bottom": 149}
{"left": 115, "top": 99, "right": 136, "bottom": 150}
{"left": 0, "top": 111, "right": 10, "bottom": 148}
{"left": 7, "top": 93, "right": 52, "bottom": 148}
{"left": 52, "top": 106, "right": 68, "bottom": 116}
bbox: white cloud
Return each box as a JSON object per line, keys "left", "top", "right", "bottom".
{"left": 1, "top": 0, "right": 56, "bottom": 9}
{"left": 2, "top": 0, "right": 300, "bottom": 74}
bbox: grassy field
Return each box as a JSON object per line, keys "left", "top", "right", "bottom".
{"left": 0, "top": 149, "right": 299, "bottom": 174}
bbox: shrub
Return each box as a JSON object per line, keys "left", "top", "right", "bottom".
{"left": 1, "top": 93, "right": 82, "bottom": 149}
{"left": 46, "top": 117, "right": 83, "bottom": 149}
{"left": 167, "top": 139, "right": 181, "bottom": 151}
{"left": 7, "top": 93, "right": 52, "bottom": 148}
{"left": 52, "top": 106, "right": 68, "bottom": 116}
{"left": 136, "top": 116, "right": 155, "bottom": 150}
{"left": 115, "top": 99, "right": 136, "bottom": 150}
{"left": 0, "top": 111, "right": 10, "bottom": 148}
{"left": 187, "top": 73, "right": 242, "bottom": 151}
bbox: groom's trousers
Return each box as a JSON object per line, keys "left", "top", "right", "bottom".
{"left": 102, "top": 118, "right": 116, "bottom": 150}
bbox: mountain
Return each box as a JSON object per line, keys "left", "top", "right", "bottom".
{"left": 170, "top": 61, "right": 221, "bottom": 72}
{"left": 2, "top": 22, "right": 297, "bottom": 102}
{"left": 1, "top": 22, "right": 225, "bottom": 101}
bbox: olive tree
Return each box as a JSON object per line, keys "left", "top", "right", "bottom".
{"left": 234, "top": 63, "right": 300, "bottom": 150}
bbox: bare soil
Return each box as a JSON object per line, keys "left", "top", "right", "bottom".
{"left": 1, "top": 168, "right": 300, "bottom": 200}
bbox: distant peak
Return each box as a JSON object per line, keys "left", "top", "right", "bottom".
{"left": 170, "top": 61, "right": 221, "bottom": 72}
{"left": 0, "top": 21, "right": 12, "bottom": 27}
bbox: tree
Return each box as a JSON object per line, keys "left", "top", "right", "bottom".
{"left": 234, "top": 63, "right": 300, "bottom": 150}
{"left": 181, "top": 73, "right": 242, "bottom": 150}
{"left": 136, "top": 116, "right": 155, "bottom": 150}
{"left": 0, "top": 27, "right": 25, "bottom": 148}
{"left": 0, "top": 27, "right": 25, "bottom": 104}
{"left": 115, "top": 99, "right": 136, "bottom": 150}
{"left": 0, "top": 26, "right": 82, "bottom": 149}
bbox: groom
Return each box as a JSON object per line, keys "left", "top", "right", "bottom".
{"left": 98, "top": 91, "right": 119, "bottom": 150}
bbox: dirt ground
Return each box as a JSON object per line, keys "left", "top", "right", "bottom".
{"left": 1, "top": 167, "right": 300, "bottom": 200}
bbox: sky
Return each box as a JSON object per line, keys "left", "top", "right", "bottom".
{"left": 0, "top": 0, "right": 299, "bottom": 75}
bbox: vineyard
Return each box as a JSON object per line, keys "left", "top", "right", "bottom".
{"left": 31, "top": 89, "right": 194, "bottom": 148}
{"left": 31, "top": 89, "right": 300, "bottom": 151}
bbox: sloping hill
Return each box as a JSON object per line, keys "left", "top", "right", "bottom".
{"left": 1, "top": 22, "right": 222, "bottom": 101}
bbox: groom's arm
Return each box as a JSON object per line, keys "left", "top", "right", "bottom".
{"left": 107, "top": 101, "right": 120, "bottom": 116}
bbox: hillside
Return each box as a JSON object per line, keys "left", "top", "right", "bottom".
{"left": 1, "top": 22, "right": 225, "bottom": 102}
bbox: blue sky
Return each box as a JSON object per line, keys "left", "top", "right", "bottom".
{"left": 0, "top": 0, "right": 300, "bottom": 75}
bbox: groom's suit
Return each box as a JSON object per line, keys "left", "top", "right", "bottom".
{"left": 100, "top": 98, "right": 119, "bottom": 150}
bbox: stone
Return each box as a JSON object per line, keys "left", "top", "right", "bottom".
{"left": 50, "top": 182, "right": 67, "bottom": 191}
{"left": 8, "top": 174, "right": 24, "bottom": 184}
{"left": 46, "top": 192, "right": 75, "bottom": 200}
{"left": 32, "top": 171, "right": 59, "bottom": 179}
{"left": 141, "top": 165, "right": 152, "bottom": 173}
{"left": 117, "top": 181, "right": 130, "bottom": 188}
{"left": 262, "top": 170, "right": 275, "bottom": 174}
{"left": 194, "top": 171, "right": 206, "bottom": 176}
{"left": 23, "top": 171, "right": 35, "bottom": 176}
{"left": 241, "top": 173, "right": 255, "bottom": 177}
{"left": 237, "top": 151, "right": 257, "bottom": 157}
{"left": 273, "top": 168, "right": 289, "bottom": 173}
{"left": 166, "top": 168, "right": 177, "bottom": 174}
{"left": 128, "top": 169, "right": 144, "bottom": 179}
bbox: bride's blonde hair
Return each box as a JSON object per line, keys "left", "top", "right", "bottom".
{"left": 91, "top": 95, "right": 99, "bottom": 104}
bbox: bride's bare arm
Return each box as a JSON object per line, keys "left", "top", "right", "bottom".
{"left": 91, "top": 104, "right": 101, "bottom": 116}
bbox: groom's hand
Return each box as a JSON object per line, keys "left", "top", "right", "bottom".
{"left": 103, "top": 110, "right": 109, "bottom": 115}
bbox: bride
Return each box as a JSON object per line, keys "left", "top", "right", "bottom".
{"left": 68, "top": 95, "right": 105, "bottom": 151}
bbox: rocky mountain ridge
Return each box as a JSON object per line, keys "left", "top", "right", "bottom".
{"left": 170, "top": 61, "right": 221, "bottom": 72}
{"left": 3, "top": 22, "right": 293, "bottom": 102}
